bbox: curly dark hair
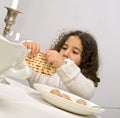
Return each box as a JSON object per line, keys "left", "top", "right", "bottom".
{"left": 50, "top": 30, "right": 100, "bottom": 87}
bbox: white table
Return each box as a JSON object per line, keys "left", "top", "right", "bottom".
{"left": 0, "top": 77, "right": 100, "bottom": 118}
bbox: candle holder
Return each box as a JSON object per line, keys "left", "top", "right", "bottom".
{"left": 0, "top": 6, "right": 21, "bottom": 85}
{"left": 2, "top": 7, "right": 21, "bottom": 37}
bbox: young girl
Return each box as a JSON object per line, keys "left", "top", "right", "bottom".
{"left": 23, "top": 30, "right": 100, "bottom": 100}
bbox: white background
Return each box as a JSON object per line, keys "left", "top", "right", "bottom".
{"left": 0, "top": 0, "right": 120, "bottom": 117}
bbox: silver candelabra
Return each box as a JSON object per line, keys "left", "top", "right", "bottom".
{"left": 0, "top": 6, "right": 21, "bottom": 85}
{"left": 2, "top": 7, "right": 21, "bottom": 37}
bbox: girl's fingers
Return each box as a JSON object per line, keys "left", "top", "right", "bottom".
{"left": 23, "top": 41, "right": 40, "bottom": 58}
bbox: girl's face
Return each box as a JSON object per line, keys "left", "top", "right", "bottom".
{"left": 60, "top": 36, "right": 83, "bottom": 66}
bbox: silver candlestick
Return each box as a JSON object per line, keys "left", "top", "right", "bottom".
{"left": 2, "top": 7, "right": 21, "bottom": 37}
{"left": 0, "top": 7, "right": 21, "bottom": 85}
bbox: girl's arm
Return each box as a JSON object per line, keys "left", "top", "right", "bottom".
{"left": 56, "top": 59, "right": 95, "bottom": 100}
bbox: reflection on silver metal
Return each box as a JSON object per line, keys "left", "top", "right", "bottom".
{"left": 92, "top": 106, "right": 120, "bottom": 109}
{"left": 2, "top": 7, "right": 21, "bottom": 37}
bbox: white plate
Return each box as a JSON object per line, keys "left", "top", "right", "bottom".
{"left": 34, "top": 84, "right": 105, "bottom": 115}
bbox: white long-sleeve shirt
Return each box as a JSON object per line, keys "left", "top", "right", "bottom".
{"left": 27, "top": 59, "right": 95, "bottom": 100}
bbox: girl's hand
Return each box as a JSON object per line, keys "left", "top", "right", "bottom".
{"left": 23, "top": 41, "right": 40, "bottom": 58}
{"left": 43, "top": 50, "right": 66, "bottom": 68}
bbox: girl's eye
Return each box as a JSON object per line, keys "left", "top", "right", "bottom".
{"left": 73, "top": 50, "right": 80, "bottom": 54}
{"left": 62, "top": 46, "right": 67, "bottom": 50}
{"left": 73, "top": 51, "right": 78, "bottom": 54}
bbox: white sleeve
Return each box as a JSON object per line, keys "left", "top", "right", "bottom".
{"left": 56, "top": 59, "right": 95, "bottom": 100}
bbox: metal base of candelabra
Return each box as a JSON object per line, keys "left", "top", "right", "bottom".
{"left": 3, "top": 7, "right": 21, "bottom": 37}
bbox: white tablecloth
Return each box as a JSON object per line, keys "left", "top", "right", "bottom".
{"left": 0, "top": 77, "right": 100, "bottom": 118}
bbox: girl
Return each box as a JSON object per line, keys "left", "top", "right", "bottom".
{"left": 23, "top": 30, "right": 100, "bottom": 99}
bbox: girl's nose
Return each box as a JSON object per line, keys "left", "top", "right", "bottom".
{"left": 63, "top": 50, "right": 70, "bottom": 58}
